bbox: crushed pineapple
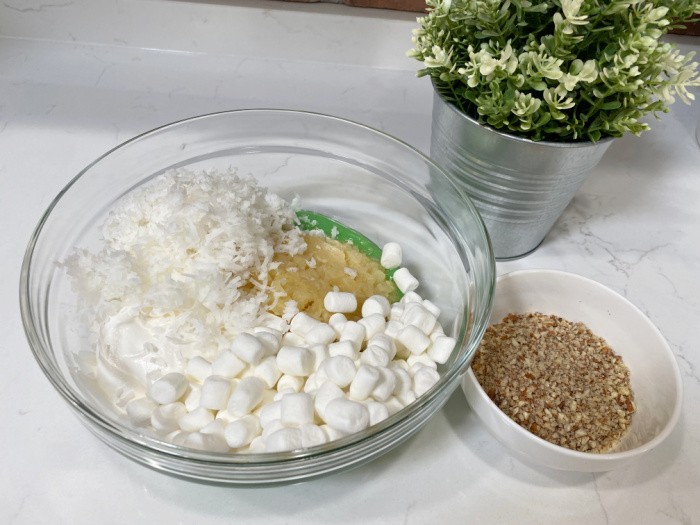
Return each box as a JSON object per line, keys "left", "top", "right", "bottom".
{"left": 269, "top": 234, "right": 397, "bottom": 321}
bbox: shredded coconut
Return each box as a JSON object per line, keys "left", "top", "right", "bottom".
{"left": 282, "top": 299, "right": 299, "bottom": 322}
{"left": 66, "top": 168, "right": 306, "bottom": 400}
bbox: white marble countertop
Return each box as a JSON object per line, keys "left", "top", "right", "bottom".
{"left": 2, "top": 1, "right": 699, "bottom": 523}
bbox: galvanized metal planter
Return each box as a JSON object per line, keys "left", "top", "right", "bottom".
{"left": 430, "top": 90, "right": 613, "bottom": 260}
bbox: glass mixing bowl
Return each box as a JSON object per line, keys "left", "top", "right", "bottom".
{"left": 20, "top": 109, "right": 495, "bottom": 485}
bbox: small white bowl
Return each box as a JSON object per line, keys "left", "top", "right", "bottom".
{"left": 461, "top": 269, "right": 683, "bottom": 472}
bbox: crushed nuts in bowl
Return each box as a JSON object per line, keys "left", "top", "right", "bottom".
{"left": 473, "top": 312, "right": 635, "bottom": 453}
{"left": 462, "top": 269, "right": 682, "bottom": 472}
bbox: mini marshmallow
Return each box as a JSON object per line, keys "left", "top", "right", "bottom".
{"left": 259, "top": 387, "right": 277, "bottom": 408}
{"left": 401, "top": 303, "right": 437, "bottom": 335}
{"left": 178, "top": 407, "right": 214, "bottom": 432}
{"left": 211, "top": 350, "right": 246, "bottom": 379}
{"left": 282, "top": 300, "right": 299, "bottom": 322}
{"left": 200, "top": 375, "right": 232, "bottom": 410}
{"left": 361, "top": 295, "right": 391, "bottom": 318}
{"left": 230, "top": 333, "right": 266, "bottom": 365}
{"left": 328, "top": 340, "right": 358, "bottom": 360}
{"left": 360, "top": 345, "right": 391, "bottom": 368}
{"left": 277, "top": 374, "right": 305, "bottom": 393}
{"left": 421, "top": 299, "right": 441, "bottom": 318}
{"left": 170, "top": 430, "right": 190, "bottom": 447}
{"left": 224, "top": 415, "right": 261, "bottom": 448}
{"left": 125, "top": 397, "right": 157, "bottom": 426}
{"left": 265, "top": 427, "right": 303, "bottom": 453}
{"left": 185, "top": 356, "right": 213, "bottom": 383}
{"left": 240, "top": 363, "right": 258, "bottom": 380}
{"left": 396, "top": 325, "right": 431, "bottom": 355}
{"left": 290, "top": 312, "right": 323, "bottom": 337}
{"left": 320, "top": 424, "right": 347, "bottom": 442}
{"left": 274, "top": 388, "right": 296, "bottom": 400}
{"left": 389, "top": 303, "right": 405, "bottom": 321}
{"left": 276, "top": 346, "right": 314, "bottom": 377}
{"left": 371, "top": 366, "right": 397, "bottom": 402}
{"left": 401, "top": 291, "right": 423, "bottom": 304}
{"left": 393, "top": 267, "right": 419, "bottom": 294}
{"left": 254, "top": 330, "right": 281, "bottom": 356}
{"left": 407, "top": 354, "right": 438, "bottom": 370}
{"left": 430, "top": 322, "right": 445, "bottom": 339}
{"left": 304, "top": 323, "right": 338, "bottom": 345}
{"left": 397, "top": 389, "right": 417, "bottom": 406}
{"left": 384, "top": 319, "right": 403, "bottom": 340}
{"left": 383, "top": 396, "right": 405, "bottom": 416}
{"left": 324, "top": 291, "right": 357, "bottom": 313}
{"left": 427, "top": 335, "right": 456, "bottom": 364}
{"left": 367, "top": 333, "right": 396, "bottom": 359}
{"left": 248, "top": 435, "right": 266, "bottom": 453}
{"left": 380, "top": 242, "right": 402, "bottom": 269}
{"left": 151, "top": 402, "right": 187, "bottom": 434}
{"left": 253, "top": 355, "right": 282, "bottom": 389}
{"left": 413, "top": 366, "right": 441, "bottom": 396}
{"left": 394, "top": 339, "right": 411, "bottom": 360}
{"left": 215, "top": 408, "right": 239, "bottom": 423}
{"left": 148, "top": 372, "right": 189, "bottom": 404}
{"left": 183, "top": 385, "right": 202, "bottom": 412}
{"left": 307, "top": 344, "right": 329, "bottom": 371}
{"left": 323, "top": 398, "right": 370, "bottom": 434}
{"left": 200, "top": 418, "right": 227, "bottom": 438}
{"left": 328, "top": 313, "right": 348, "bottom": 336}
{"left": 227, "top": 376, "right": 265, "bottom": 416}
{"left": 349, "top": 365, "right": 380, "bottom": 401}
{"left": 280, "top": 392, "right": 314, "bottom": 426}
{"left": 254, "top": 325, "right": 283, "bottom": 343}
{"left": 300, "top": 423, "right": 327, "bottom": 448}
{"left": 258, "top": 400, "right": 283, "bottom": 428}
{"left": 313, "top": 381, "right": 345, "bottom": 419}
{"left": 365, "top": 400, "right": 390, "bottom": 426}
{"left": 281, "top": 331, "right": 306, "bottom": 347}
{"left": 185, "top": 431, "right": 229, "bottom": 453}
{"left": 261, "top": 418, "right": 286, "bottom": 439}
{"left": 358, "top": 313, "right": 386, "bottom": 340}
{"left": 339, "top": 321, "right": 366, "bottom": 352}
{"left": 302, "top": 373, "right": 321, "bottom": 394}
{"left": 320, "top": 355, "right": 357, "bottom": 388}
{"left": 389, "top": 359, "right": 410, "bottom": 372}
{"left": 391, "top": 366, "right": 413, "bottom": 397}
{"left": 259, "top": 313, "right": 289, "bottom": 334}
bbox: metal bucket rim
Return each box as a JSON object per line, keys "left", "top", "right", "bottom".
{"left": 432, "top": 82, "right": 615, "bottom": 150}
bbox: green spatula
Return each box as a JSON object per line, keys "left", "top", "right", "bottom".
{"left": 295, "top": 210, "right": 399, "bottom": 287}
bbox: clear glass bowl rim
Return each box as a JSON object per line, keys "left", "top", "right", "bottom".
{"left": 19, "top": 108, "right": 496, "bottom": 481}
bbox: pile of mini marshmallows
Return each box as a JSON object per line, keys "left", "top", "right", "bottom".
{"left": 124, "top": 242, "right": 456, "bottom": 453}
